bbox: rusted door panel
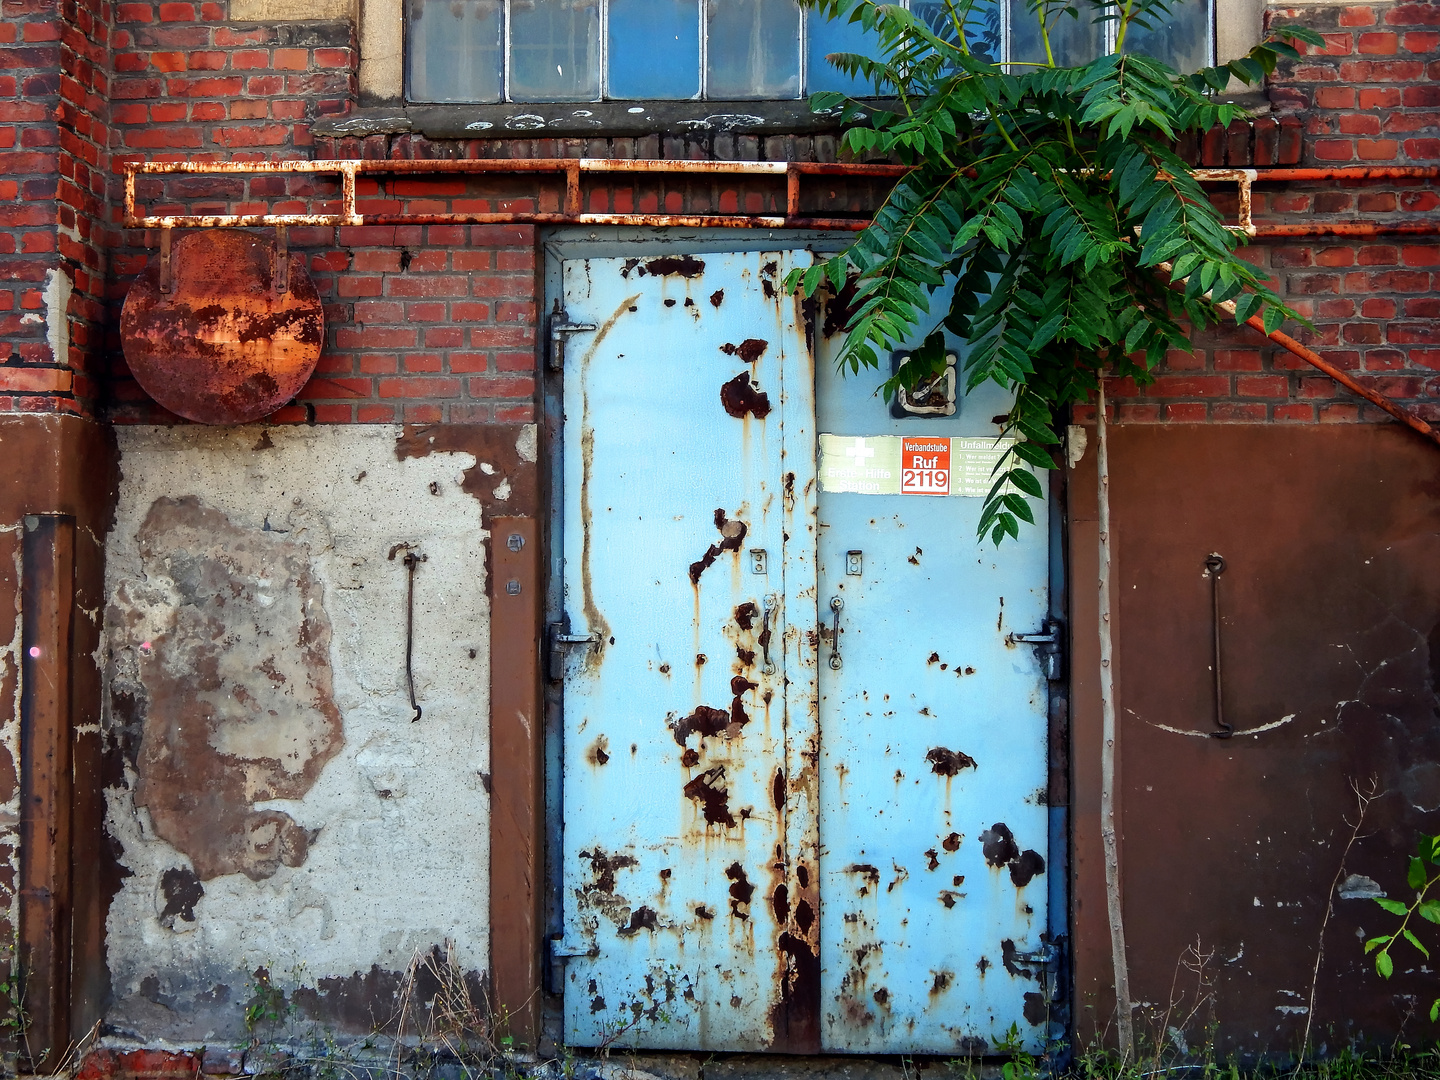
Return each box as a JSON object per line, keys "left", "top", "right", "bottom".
{"left": 814, "top": 323, "right": 1052, "bottom": 1053}
{"left": 558, "top": 252, "right": 818, "bottom": 1051}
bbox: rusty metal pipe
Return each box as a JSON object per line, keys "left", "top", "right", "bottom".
{"left": 1240, "top": 166, "right": 1440, "bottom": 182}
{"left": 1240, "top": 316, "right": 1440, "bottom": 448}
{"left": 1251, "top": 221, "right": 1440, "bottom": 237}
{"left": 362, "top": 213, "right": 574, "bottom": 226}
{"left": 120, "top": 160, "right": 1439, "bottom": 235}
{"left": 581, "top": 159, "right": 788, "bottom": 174}
{"left": 123, "top": 160, "right": 1437, "bottom": 181}
{"left": 1159, "top": 260, "right": 1440, "bottom": 449}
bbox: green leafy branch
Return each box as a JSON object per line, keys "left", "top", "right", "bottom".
{"left": 788, "top": 0, "right": 1323, "bottom": 544}
{"left": 1366, "top": 833, "right": 1440, "bottom": 1020}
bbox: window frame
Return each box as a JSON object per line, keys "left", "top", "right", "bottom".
{"left": 361, "top": 0, "right": 1253, "bottom": 110}
{"left": 406, "top": 0, "right": 882, "bottom": 106}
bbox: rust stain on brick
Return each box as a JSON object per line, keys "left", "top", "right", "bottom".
{"left": 112, "top": 496, "right": 343, "bottom": 881}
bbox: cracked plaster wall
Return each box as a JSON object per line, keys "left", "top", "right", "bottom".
{"left": 102, "top": 424, "right": 497, "bottom": 1042}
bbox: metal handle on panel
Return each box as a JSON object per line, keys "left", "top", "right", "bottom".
{"left": 1205, "top": 554, "right": 1233, "bottom": 739}
{"left": 829, "top": 596, "right": 843, "bottom": 670}
{"left": 761, "top": 594, "right": 777, "bottom": 675}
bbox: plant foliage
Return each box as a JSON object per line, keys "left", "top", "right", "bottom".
{"left": 1365, "top": 832, "right": 1440, "bottom": 1022}
{"left": 787, "top": 0, "right": 1321, "bottom": 543}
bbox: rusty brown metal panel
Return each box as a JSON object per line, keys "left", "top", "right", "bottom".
{"left": 0, "top": 416, "right": 119, "bottom": 1050}
{"left": 120, "top": 229, "right": 325, "bottom": 425}
{"left": 489, "top": 516, "right": 543, "bottom": 1048}
{"left": 20, "top": 514, "right": 76, "bottom": 1072}
{"left": 1070, "top": 424, "right": 1440, "bottom": 1057}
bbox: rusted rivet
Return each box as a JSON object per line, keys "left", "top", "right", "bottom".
{"left": 507, "top": 533, "right": 524, "bottom": 551}
{"left": 506, "top": 580, "right": 521, "bottom": 595}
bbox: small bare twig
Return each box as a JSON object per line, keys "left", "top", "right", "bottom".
{"left": 1296, "top": 774, "right": 1379, "bottom": 1067}
{"left": 1097, "top": 374, "right": 1135, "bottom": 1061}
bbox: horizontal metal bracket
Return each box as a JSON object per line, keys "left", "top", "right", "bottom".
{"left": 1008, "top": 618, "right": 1064, "bottom": 681}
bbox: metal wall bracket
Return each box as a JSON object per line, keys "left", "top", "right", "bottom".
{"left": 158, "top": 226, "right": 173, "bottom": 294}
{"left": 890, "top": 348, "right": 958, "bottom": 417}
{"left": 274, "top": 224, "right": 289, "bottom": 295}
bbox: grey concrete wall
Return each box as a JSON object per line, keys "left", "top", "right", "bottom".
{"left": 101, "top": 424, "right": 505, "bottom": 1043}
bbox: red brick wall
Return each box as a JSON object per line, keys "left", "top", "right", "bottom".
{"left": 1076, "top": 180, "right": 1439, "bottom": 425}
{"left": 57, "top": 0, "right": 111, "bottom": 416}
{"left": 106, "top": 132, "right": 886, "bottom": 424}
{"left": 1, "top": 0, "right": 67, "bottom": 410}
{"left": 1270, "top": 1, "right": 1440, "bottom": 164}
{"left": 107, "top": 9, "right": 352, "bottom": 155}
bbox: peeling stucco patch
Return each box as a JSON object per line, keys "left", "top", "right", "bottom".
{"left": 102, "top": 425, "right": 491, "bottom": 1043}
{"left": 111, "top": 496, "right": 344, "bottom": 881}
{"left": 43, "top": 267, "right": 72, "bottom": 365}
{"left": 393, "top": 423, "right": 539, "bottom": 519}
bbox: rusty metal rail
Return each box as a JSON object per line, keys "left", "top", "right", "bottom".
{"left": 121, "top": 159, "right": 1440, "bottom": 236}
{"left": 121, "top": 158, "right": 911, "bottom": 231}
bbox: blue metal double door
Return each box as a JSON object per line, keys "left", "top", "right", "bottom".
{"left": 556, "top": 249, "right": 1052, "bottom": 1054}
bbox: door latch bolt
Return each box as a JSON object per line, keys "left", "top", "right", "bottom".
{"left": 1007, "top": 618, "right": 1064, "bottom": 681}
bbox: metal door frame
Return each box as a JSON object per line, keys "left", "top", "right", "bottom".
{"left": 538, "top": 226, "right": 1071, "bottom": 1053}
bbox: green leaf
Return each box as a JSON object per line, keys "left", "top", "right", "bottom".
{"left": 1013, "top": 440, "right": 1058, "bottom": 470}
{"left": 1403, "top": 928, "right": 1430, "bottom": 959}
{"left": 1375, "top": 898, "right": 1409, "bottom": 917}
{"left": 1430, "top": 998, "right": 1439, "bottom": 1023}
{"left": 1365, "top": 935, "right": 1392, "bottom": 954}
{"left": 1417, "top": 900, "right": 1440, "bottom": 925}
{"left": 1410, "top": 856, "right": 1427, "bottom": 891}
{"left": 1009, "top": 467, "right": 1045, "bottom": 499}
{"left": 1377, "top": 950, "right": 1394, "bottom": 979}
{"left": 1001, "top": 492, "right": 1036, "bottom": 525}
{"left": 1421, "top": 834, "right": 1440, "bottom": 865}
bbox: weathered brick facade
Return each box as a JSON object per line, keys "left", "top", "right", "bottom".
{"left": 1271, "top": 1, "right": 1440, "bottom": 164}
{"left": 1, "top": 0, "right": 1435, "bottom": 427}
{"left": 0, "top": 0, "right": 1438, "bottom": 1065}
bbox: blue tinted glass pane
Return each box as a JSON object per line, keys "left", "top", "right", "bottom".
{"left": 910, "top": 0, "right": 1000, "bottom": 64}
{"left": 510, "top": 0, "right": 601, "bottom": 101}
{"left": 1125, "top": 0, "right": 1209, "bottom": 72}
{"left": 706, "top": 0, "right": 801, "bottom": 99}
{"left": 1007, "top": 0, "right": 1105, "bottom": 66}
{"left": 406, "top": 0, "right": 503, "bottom": 102}
{"left": 609, "top": 0, "right": 700, "bottom": 99}
{"left": 806, "top": 7, "right": 882, "bottom": 95}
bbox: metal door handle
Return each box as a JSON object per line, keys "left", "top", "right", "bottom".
{"left": 1205, "top": 554, "right": 1233, "bottom": 739}
{"left": 829, "top": 596, "right": 843, "bottom": 670}
{"left": 761, "top": 594, "right": 777, "bottom": 675}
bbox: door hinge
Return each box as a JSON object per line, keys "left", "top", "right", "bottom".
{"left": 548, "top": 309, "right": 596, "bottom": 372}
{"left": 547, "top": 621, "right": 599, "bottom": 682}
{"left": 1009, "top": 940, "right": 1061, "bottom": 975}
{"left": 546, "top": 935, "right": 597, "bottom": 995}
{"left": 1008, "top": 618, "right": 1064, "bottom": 681}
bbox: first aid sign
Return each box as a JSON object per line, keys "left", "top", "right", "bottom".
{"left": 900, "top": 437, "right": 951, "bottom": 495}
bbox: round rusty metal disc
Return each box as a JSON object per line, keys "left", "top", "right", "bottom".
{"left": 121, "top": 229, "right": 324, "bottom": 425}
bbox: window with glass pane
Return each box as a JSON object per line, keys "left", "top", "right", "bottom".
{"left": 403, "top": 0, "right": 1213, "bottom": 104}
{"left": 609, "top": 0, "right": 700, "bottom": 99}
{"left": 405, "top": 0, "right": 503, "bottom": 103}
